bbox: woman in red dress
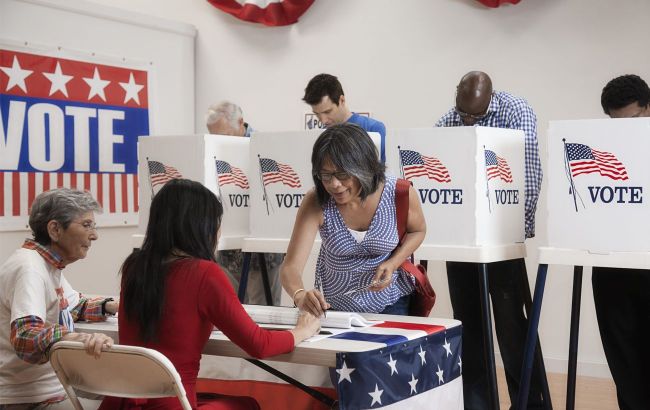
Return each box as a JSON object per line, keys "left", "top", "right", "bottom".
{"left": 100, "top": 179, "right": 320, "bottom": 409}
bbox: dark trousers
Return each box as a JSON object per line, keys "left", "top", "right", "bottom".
{"left": 447, "top": 259, "right": 545, "bottom": 410}
{"left": 592, "top": 267, "right": 650, "bottom": 410}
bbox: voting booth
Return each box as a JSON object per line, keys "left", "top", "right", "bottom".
{"left": 385, "top": 127, "right": 526, "bottom": 250}
{"left": 137, "top": 134, "right": 251, "bottom": 250}
{"left": 547, "top": 118, "right": 650, "bottom": 252}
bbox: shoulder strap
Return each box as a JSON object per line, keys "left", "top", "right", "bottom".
{"left": 395, "top": 178, "right": 410, "bottom": 243}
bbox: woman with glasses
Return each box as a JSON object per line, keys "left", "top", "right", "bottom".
{"left": 100, "top": 179, "right": 320, "bottom": 409}
{"left": 281, "top": 123, "right": 426, "bottom": 317}
{"left": 0, "top": 188, "right": 116, "bottom": 409}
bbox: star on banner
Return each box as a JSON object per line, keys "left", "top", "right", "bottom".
{"left": 120, "top": 72, "right": 144, "bottom": 105}
{"left": 336, "top": 361, "right": 355, "bottom": 384}
{"left": 387, "top": 354, "right": 398, "bottom": 375}
{"left": 1, "top": 55, "right": 33, "bottom": 93}
{"left": 436, "top": 364, "right": 444, "bottom": 384}
{"left": 418, "top": 345, "right": 427, "bottom": 366}
{"left": 443, "top": 338, "right": 452, "bottom": 357}
{"left": 83, "top": 67, "right": 110, "bottom": 101}
{"left": 368, "top": 384, "right": 384, "bottom": 406}
{"left": 408, "top": 373, "right": 418, "bottom": 394}
{"left": 42, "top": 61, "right": 73, "bottom": 97}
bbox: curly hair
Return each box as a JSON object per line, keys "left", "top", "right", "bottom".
{"left": 601, "top": 74, "right": 650, "bottom": 115}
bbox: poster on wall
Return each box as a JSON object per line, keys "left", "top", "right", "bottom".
{"left": 0, "top": 43, "right": 151, "bottom": 231}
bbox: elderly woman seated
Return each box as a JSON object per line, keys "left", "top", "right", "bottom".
{"left": 0, "top": 188, "right": 116, "bottom": 409}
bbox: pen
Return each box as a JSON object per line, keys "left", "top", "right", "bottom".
{"left": 319, "top": 282, "right": 327, "bottom": 318}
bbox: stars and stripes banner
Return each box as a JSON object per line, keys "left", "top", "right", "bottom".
{"left": 216, "top": 159, "right": 250, "bottom": 189}
{"left": 207, "top": 0, "right": 314, "bottom": 26}
{"left": 147, "top": 160, "right": 183, "bottom": 189}
{"left": 334, "top": 322, "right": 462, "bottom": 409}
{"left": 476, "top": 0, "right": 521, "bottom": 7}
{"left": 399, "top": 149, "right": 451, "bottom": 183}
{"left": 259, "top": 157, "right": 301, "bottom": 188}
{"left": 484, "top": 149, "right": 513, "bottom": 183}
{"left": 565, "top": 142, "right": 629, "bottom": 181}
{"left": 0, "top": 45, "right": 150, "bottom": 230}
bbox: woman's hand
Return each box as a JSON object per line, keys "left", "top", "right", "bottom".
{"left": 294, "top": 289, "right": 330, "bottom": 317}
{"left": 61, "top": 332, "right": 114, "bottom": 358}
{"left": 369, "top": 261, "right": 397, "bottom": 291}
{"left": 289, "top": 311, "right": 321, "bottom": 345}
{"left": 105, "top": 300, "right": 119, "bottom": 315}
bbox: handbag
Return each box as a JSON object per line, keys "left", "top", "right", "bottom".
{"left": 395, "top": 178, "right": 436, "bottom": 317}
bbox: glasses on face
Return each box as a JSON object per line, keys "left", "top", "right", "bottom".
{"left": 72, "top": 220, "right": 97, "bottom": 231}
{"left": 315, "top": 171, "right": 352, "bottom": 182}
{"left": 455, "top": 93, "right": 492, "bottom": 122}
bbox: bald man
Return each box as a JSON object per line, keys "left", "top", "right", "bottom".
{"left": 595, "top": 74, "right": 650, "bottom": 410}
{"left": 436, "top": 71, "right": 544, "bottom": 410}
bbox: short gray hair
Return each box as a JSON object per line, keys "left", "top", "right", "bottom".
{"left": 29, "top": 188, "right": 102, "bottom": 245}
{"left": 205, "top": 101, "right": 243, "bottom": 130}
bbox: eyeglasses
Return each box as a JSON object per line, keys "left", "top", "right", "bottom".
{"left": 72, "top": 221, "right": 97, "bottom": 231}
{"left": 315, "top": 171, "right": 352, "bottom": 182}
{"left": 455, "top": 93, "right": 492, "bottom": 121}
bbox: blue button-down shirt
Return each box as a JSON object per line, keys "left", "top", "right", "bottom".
{"left": 436, "top": 91, "right": 543, "bottom": 238}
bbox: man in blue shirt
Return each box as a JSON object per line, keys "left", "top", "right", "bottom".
{"left": 436, "top": 71, "right": 545, "bottom": 410}
{"left": 303, "top": 73, "right": 387, "bottom": 162}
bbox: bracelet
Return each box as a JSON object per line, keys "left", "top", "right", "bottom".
{"left": 292, "top": 288, "right": 305, "bottom": 307}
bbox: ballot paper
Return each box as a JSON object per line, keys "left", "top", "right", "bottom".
{"left": 243, "top": 305, "right": 382, "bottom": 329}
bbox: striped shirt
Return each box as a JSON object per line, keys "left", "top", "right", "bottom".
{"left": 436, "top": 91, "right": 543, "bottom": 238}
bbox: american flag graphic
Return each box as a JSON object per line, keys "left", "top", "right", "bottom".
{"left": 147, "top": 160, "right": 182, "bottom": 189}
{"left": 332, "top": 321, "right": 462, "bottom": 409}
{"left": 0, "top": 48, "right": 149, "bottom": 227}
{"left": 259, "top": 158, "right": 301, "bottom": 188}
{"left": 566, "top": 143, "right": 628, "bottom": 181}
{"left": 215, "top": 160, "right": 249, "bottom": 189}
{"left": 485, "top": 150, "right": 513, "bottom": 183}
{"left": 399, "top": 149, "right": 451, "bottom": 183}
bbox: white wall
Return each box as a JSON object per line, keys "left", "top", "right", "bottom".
{"left": 4, "top": 0, "right": 650, "bottom": 378}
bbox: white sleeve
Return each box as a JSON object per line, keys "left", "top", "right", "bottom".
{"left": 10, "top": 268, "right": 48, "bottom": 323}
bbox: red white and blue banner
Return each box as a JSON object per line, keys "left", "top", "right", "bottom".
{"left": 0, "top": 45, "right": 150, "bottom": 231}
{"left": 207, "top": 0, "right": 314, "bottom": 27}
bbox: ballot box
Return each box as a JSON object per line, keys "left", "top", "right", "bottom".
{"left": 547, "top": 118, "right": 650, "bottom": 252}
{"left": 137, "top": 134, "right": 250, "bottom": 250}
{"left": 385, "top": 126, "right": 526, "bottom": 248}
{"left": 247, "top": 130, "right": 381, "bottom": 253}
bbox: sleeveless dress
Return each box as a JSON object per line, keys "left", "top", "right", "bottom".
{"left": 315, "top": 176, "right": 415, "bottom": 313}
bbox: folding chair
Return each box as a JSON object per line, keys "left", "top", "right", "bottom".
{"left": 49, "top": 341, "right": 191, "bottom": 410}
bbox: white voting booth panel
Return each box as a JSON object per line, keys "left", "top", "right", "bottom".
{"left": 385, "top": 127, "right": 525, "bottom": 254}
{"left": 246, "top": 130, "right": 381, "bottom": 254}
{"left": 547, "top": 119, "right": 650, "bottom": 253}
{"left": 138, "top": 134, "right": 250, "bottom": 250}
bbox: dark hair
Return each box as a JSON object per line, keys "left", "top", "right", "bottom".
{"left": 601, "top": 74, "right": 650, "bottom": 115}
{"left": 121, "top": 179, "right": 223, "bottom": 342}
{"left": 311, "top": 123, "right": 385, "bottom": 206}
{"left": 303, "top": 73, "right": 345, "bottom": 106}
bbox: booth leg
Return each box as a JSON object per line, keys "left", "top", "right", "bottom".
{"left": 517, "top": 263, "right": 549, "bottom": 410}
{"left": 566, "top": 266, "right": 583, "bottom": 410}
{"left": 519, "top": 260, "right": 553, "bottom": 409}
{"left": 257, "top": 253, "right": 274, "bottom": 306}
{"left": 479, "top": 263, "right": 500, "bottom": 410}
{"left": 238, "top": 253, "right": 252, "bottom": 303}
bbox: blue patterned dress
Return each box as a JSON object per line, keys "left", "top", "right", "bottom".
{"left": 315, "top": 176, "right": 414, "bottom": 313}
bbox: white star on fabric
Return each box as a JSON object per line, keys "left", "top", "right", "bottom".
{"left": 408, "top": 373, "right": 418, "bottom": 394}
{"left": 42, "top": 61, "right": 73, "bottom": 97}
{"left": 119, "top": 72, "right": 144, "bottom": 104}
{"left": 443, "top": 338, "right": 452, "bottom": 357}
{"left": 368, "top": 383, "right": 384, "bottom": 406}
{"left": 336, "top": 361, "right": 355, "bottom": 384}
{"left": 436, "top": 364, "right": 444, "bottom": 384}
{"left": 83, "top": 67, "right": 110, "bottom": 101}
{"left": 1, "top": 56, "right": 33, "bottom": 93}
{"left": 417, "top": 345, "right": 427, "bottom": 366}
{"left": 387, "top": 354, "right": 398, "bottom": 375}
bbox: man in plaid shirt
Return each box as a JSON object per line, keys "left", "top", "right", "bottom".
{"left": 436, "top": 71, "right": 545, "bottom": 410}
